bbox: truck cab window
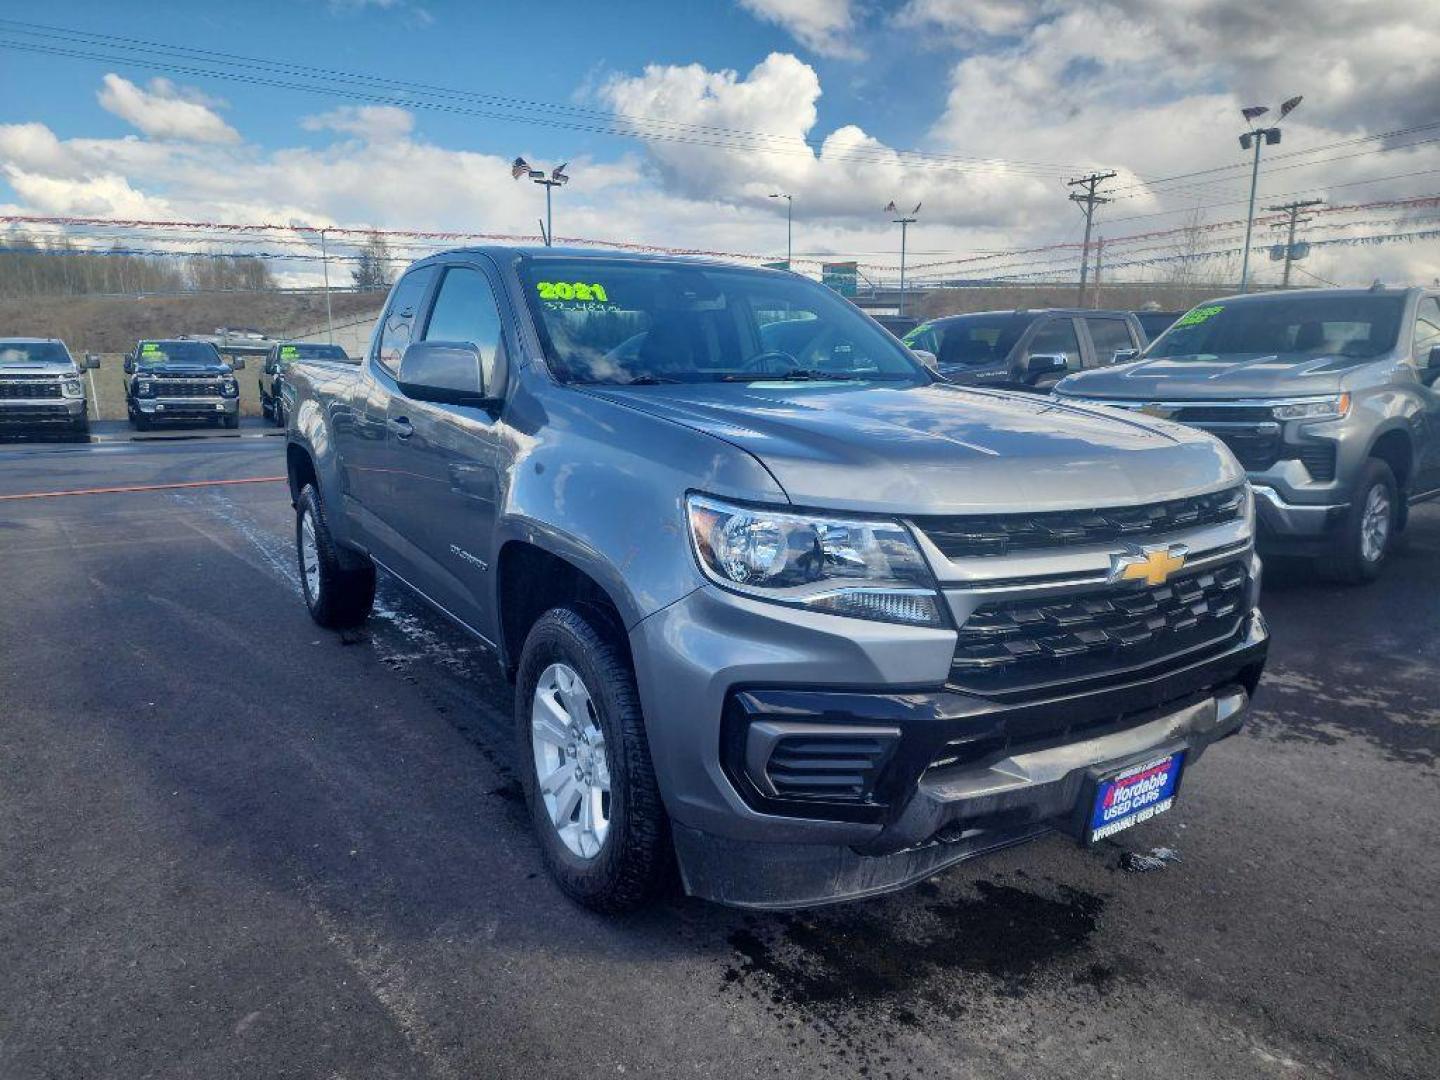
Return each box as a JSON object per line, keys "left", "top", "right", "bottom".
{"left": 1028, "top": 318, "right": 1082, "bottom": 371}
{"left": 423, "top": 267, "right": 506, "bottom": 389}
{"left": 376, "top": 267, "right": 436, "bottom": 375}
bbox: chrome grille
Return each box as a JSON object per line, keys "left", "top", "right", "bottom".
{"left": 151, "top": 379, "right": 221, "bottom": 397}
{"left": 949, "top": 561, "right": 1249, "bottom": 697}
{"left": 915, "top": 486, "right": 1244, "bottom": 559}
{"left": 0, "top": 377, "right": 63, "bottom": 400}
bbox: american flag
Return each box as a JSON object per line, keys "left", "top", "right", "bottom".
{"left": 1240, "top": 105, "right": 1269, "bottom": 122}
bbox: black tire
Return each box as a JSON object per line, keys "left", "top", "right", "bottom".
{"left": 515, "top": 606, "right": 671, "bottom": 913}
{"left": 296, "top": 484, "right": 376, "bottom": 628}
{"left": 273, "top": 400, "right": 286, "bottom": 428}
{"left": 223, "top": 412, "right": 240, "bottom": 429}
{"left": 70, "top": 414, "right": 90, "bottom": 441}
{"left": 1317, "top": 458, "right": 1398, "bottom": 584}
{"left": 131, "top": 412, "right": 150, "bottom": 432}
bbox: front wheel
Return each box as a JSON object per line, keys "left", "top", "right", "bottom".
{"left": 296, "top": 484, "right": 376, "bottom": 627}
{"left": 515, "top": 607, "right": 671, "bottom": 912}
{"left": 1317, "top": 459, "right": 1397, "bottom": 584}
{"left": 223, "top": 411, "right": 240, "bottom": 429}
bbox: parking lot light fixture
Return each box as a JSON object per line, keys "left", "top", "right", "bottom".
{"left": 769, "top": 193, "right": 793, "bottom": 267}
{"left": 513, "top": 157, "right": 570, "bottom": 246}
{"left": 1238, "top": 95, "right": 1303, "bottom": 294}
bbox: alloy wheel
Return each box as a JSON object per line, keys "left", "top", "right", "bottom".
{"left": 531, "top": 662, "right": 610, "bottom": 859}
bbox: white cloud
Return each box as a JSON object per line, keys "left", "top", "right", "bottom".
{"left": 895, "top": 0, "right": 1044, "bottom": 38}
{"left": 302, "top": 105, "right": 416, "bottom": 142}
{"left": 97, "top": 74, "right": 240, "bottom": 144}
{"left": 737, "top": 0, "right": 863, "bottom": 59}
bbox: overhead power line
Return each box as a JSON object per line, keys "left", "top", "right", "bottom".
{"left": 0, "top": 20, "right": 1092, "bottom": 180}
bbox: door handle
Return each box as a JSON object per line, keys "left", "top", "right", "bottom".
{"left": 388, "top": 416, "right": 414, "bottom": 440}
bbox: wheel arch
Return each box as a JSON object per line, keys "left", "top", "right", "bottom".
{"left": 1366, "top": 424, "right": 1415, "bottom": 493}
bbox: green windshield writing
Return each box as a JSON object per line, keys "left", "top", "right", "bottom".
{"left": 536, "top": 281, "right": 609, "bottom": 303}
{"left": 1174, "top": 305, "right": 1223, "bottom": 328}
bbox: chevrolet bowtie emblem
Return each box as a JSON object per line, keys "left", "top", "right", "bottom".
{"left": 1108, "top": 543, "right": 1189, "bottom": 586}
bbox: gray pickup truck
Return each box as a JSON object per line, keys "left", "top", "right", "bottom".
{"left": 1054, "top": 287, "right": 1440, "bottom": 582}
{"left": 0, "top": 337, "right": 98, "bottom": 439}
{"left": 283, "top": 247, "right": 1268, "bottom": 911}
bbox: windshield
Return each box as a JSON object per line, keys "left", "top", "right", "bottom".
{"left": 1148, "top": 296, "right": 1406, "bottom": 360}
{"left": 0, "top": 342, "right": 70, "bottom": 366}
{"left": 277, "top": 343, "right": 349, "bottom": 363}
{"left": 136, "top": 342, "right": 224, "bottom": 366}
{"left": 520, "top": 258, "right": 927, "bottom": 385}
{"left": 905, "top": 313, "right": 1028, "bottom": 368}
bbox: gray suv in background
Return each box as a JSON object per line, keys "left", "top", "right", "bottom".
{"left": 0, "top": 338, "right": 98, "bottom": 439}
{"left": 283, "top": 248, "right": 1268, "bottom": 911}
{"left": 902, "top": 308, "right": 1144, "bottom": 391}
{"left": 1055, "top": 287, "right": 1440, "bottom": 582}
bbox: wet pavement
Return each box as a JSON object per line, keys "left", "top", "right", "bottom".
{"left": 1, "top": 438, "right": 1436, "bottom": 1079}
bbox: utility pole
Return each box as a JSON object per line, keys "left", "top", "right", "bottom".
{"left": 1092, "top": 236, "right": 1104, "bottom": 307}
{"left": 1266, "top": 199, "right": 1324, "bottom": 288}
{"left": 319, "top": 227, "right": 334, "bottom": 344}
{"left": 885, "top": 201, "right": 921, "bottom": 315}
{"left": 1068, "top": 171, "right": 1115, "bottom": 308}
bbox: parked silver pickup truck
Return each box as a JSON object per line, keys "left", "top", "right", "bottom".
{"left": 283, "top": 247, "right": 1269, "bottom": 911}
{"left": 1054, "top": 287, "right": 1440, "bottom": 582}
{"left": 0, "top": 337, "right": 98, "bottom": 439}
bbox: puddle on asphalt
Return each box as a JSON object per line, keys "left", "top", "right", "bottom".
{"left": 721, "top": 873, "right": 1121, "bottom": 1074}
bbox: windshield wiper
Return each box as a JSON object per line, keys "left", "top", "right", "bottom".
{"left": 719, "top": 368, "right": 850, "bottom": 382}
{"left": 620, "top": 374, "right": 680, "bottom": 385}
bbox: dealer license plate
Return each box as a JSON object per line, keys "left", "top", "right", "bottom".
{"left": 1087, "top": 751, "right": 1184, "bottom": 843}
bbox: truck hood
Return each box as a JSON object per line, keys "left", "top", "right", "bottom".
{"left": 582, "top": 381, "right": 1241, "bottom": 515}
{"left": 1058, "top": 351, "right": 1367, "bottom": 400}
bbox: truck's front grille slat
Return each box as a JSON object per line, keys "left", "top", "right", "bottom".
{"left": 150, "top": 380, "right": 221, "bottom": 397}
{"left": 915, "top": 486, "right": 1244, "bottom": 559}
{"left": 0, "top": 377, "right": 63, "bottom": 399}
{"left": 949, "top": 562, "right": 1249, "bottom": 697}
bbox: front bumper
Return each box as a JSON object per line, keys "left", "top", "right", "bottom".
{"left": 0, "top": 398, "right": 85, "bottom": 426}
{"left": 631, "top": 578, "right": 1268, "bottom": 908}
{"left": 135, "top": 396, "right": 238, "bottom": 419}
{"left": 1252, "top": 483, "right": 1348, "bottom": 552}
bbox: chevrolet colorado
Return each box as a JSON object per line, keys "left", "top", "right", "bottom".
{"left": 283, "top": 247, "right": 1268, "bottom": 911}
{"left": 0, "top": 337, "right": 97, "bottom": 439}
{"left": 1055, "top": 287, "right": 1440, "bottom": 582}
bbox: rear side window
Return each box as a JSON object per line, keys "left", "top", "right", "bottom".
{"left": 422, "top": 266, "right": 506, "bottom": 390}
{"left": 1414, "top": 297, "right": 1440, "bottom": 360}
{"left": 1084, "top": 317, "right": 1134, "bottom": 364}
{"left": 375, "top": 267, "right": 437, "bottom": 375}
{"left": 1027, "top": 319, "right": 1082, "bottom": 371}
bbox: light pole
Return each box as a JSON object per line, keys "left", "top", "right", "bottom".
{"left": 885, "top": 201, "right": 921, "bottom": 316}
{"left": 291, "top": 220, "right": 334, "bottom": 343}
{"left": 512, "top": 157, "right": 570, "bottom": 246}
{"left": 1238, "top": 95, "right": 1303, "bottom": 293}
{"left": 769, "top": 193, "right": 792, "bottom": 267}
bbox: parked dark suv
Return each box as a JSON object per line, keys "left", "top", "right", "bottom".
{"left": 902, "top": 309, "right": 1144, "bottom": 391}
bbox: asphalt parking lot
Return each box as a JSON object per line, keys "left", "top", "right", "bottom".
{"left": 1, "top": 437, "right": 1436, "bottom": 1080}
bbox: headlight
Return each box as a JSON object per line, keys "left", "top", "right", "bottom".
{"left": 686, "top": 495, "right": 945, "bottom": 627}
{"left": 61, "top": 379, "right": 83, "bottom": 398}
{"left": 137, "top": 379, "right": 154, "bottom": 397}
{"left": 220, "top": 379, "right": 239, "bottom": 397}
{"left": 1271, "top": 394, "right": 1349, "bottom": 421}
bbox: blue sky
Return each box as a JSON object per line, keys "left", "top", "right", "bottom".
{"left": 1, "top": 0, "right": 1437, "bottom": 286}
{"left": 0, "top": 1, "right": 955, "bottom": 179}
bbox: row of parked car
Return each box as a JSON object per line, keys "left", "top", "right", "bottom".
{"left": 0, "top": 336, "right": 351, "bottom": 437}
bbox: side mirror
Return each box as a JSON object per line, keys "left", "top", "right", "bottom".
{"left": 1021, "top": 353, "right": 1068, "bottom": 380}
{"left": 229, "top": 356, "right": 246, "bottom": 371}
{"left": 123, "top": 357, "right": 136, "bottom": 374}
{"left": 911, "top": 348, "right": 939, "bottom": 371}
{"left": 83, "top": 353, "right": 101, "bottom": 370}
{"left": 396, "top": 341, "right": 491, "bottom": 406}
{"left": 1424, "top": 345, "right": 1440, "bottom": 384}
{"left": 1112, "top": 348, "right": 1140, "bottom": 364}
{"left": 264, "top": 360, "right": 280, "bottom": 375}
